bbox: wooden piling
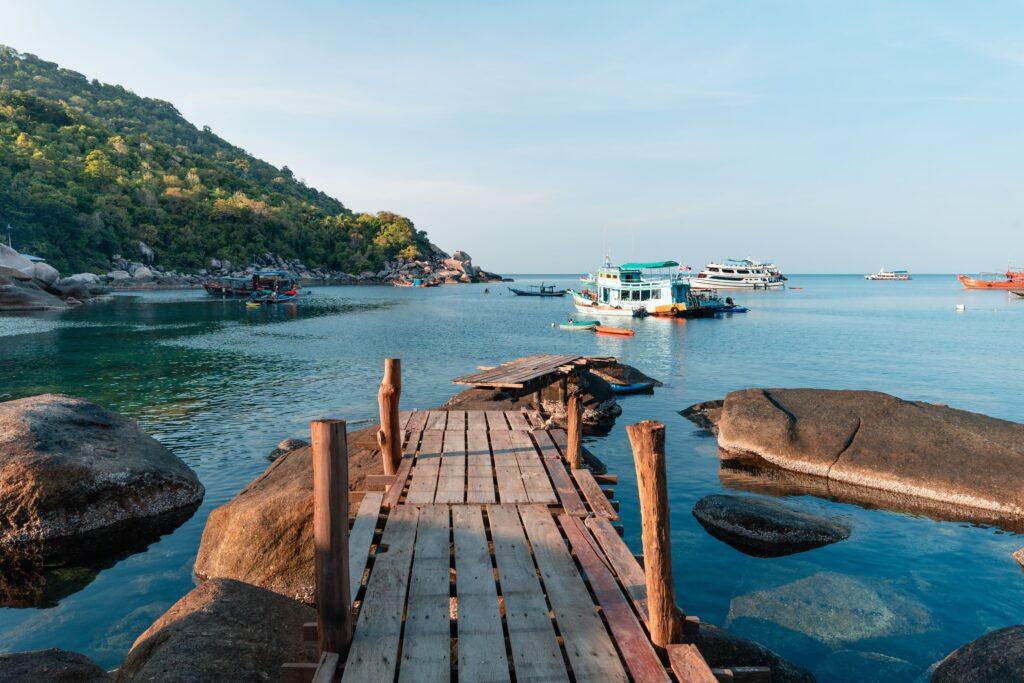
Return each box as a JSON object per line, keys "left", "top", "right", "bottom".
{"left": 566, "top": 391, "right": 583, "bottom": 470}
{"left": 376, "top": 358, "right": 402, "bottom": 476}
{"left": 311, "top": 418, "right": 353, "bottom": 656}
{"left": 626, "top": 420, "right": 682, "bottom": 648}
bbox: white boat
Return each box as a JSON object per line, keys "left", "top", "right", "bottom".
{"left": 690, "top": 258, "right": 786, "bottom": 290}
{"left": 865, "top": 268, "right": 911, "bottom": 281}
{"left": 569, "top": 258, "right": 724, "bottom": 318}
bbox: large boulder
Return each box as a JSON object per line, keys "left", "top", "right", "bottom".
{"left": 692, "top": 494, "right": 851, "bottom": 557}
{"left": 194, "top": 426, "right": 383, "bottom": 602}
{"left": 710, "top": 389, "right": 1024, "bottom": 520}
{"left": 695, "top": 623, "right": 816, "bottom": 683}
{"left": 60, "top": 272, "right": 102, "bottom": 286}
{"left": 131, "top": 266, "right": 154, "bottom": 281}
{"left": 931, "top": 625, "right": 1024, "bottom": 682}
{"left": 0, "top": 648, "right": 109, "bottom": 682}
{"left": 106, "top": 270, "right": 131, "bottom": 282}
{"left": 137, "top": 241, "right": 155, "bottom": 264}
{"left": 0, "top": 275, "right": 68, "bottom": 310}
{"left": 0, "top": 243, "right": 35, "bottom": 279}
{"left": 0, "top": 394, "right": 204, "bottom": 562}
{"left": 116, "top": 578, "right": 314, "bottom": 682}
{"left": 31, "top": 261, "right": 60, "bottom": 286}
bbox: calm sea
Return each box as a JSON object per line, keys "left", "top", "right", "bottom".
{"left": 1, "top": 275, "right": 1022, "bottom": 680}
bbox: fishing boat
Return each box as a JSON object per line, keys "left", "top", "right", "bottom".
{"left": 595, "top": 326, "right": 635, "bottom": 336}
{"left": 1013, "top": 291, "right": 1024, "bottom": 299}
{"left": 690, "top": 258, "right": 786, "bottom": 290}
{"left": 865, "top": 269, "right": 911, "bottom": 281}
{"left": 204, "top": 269, "right": 301, "bottom": 297}
{"left": 508, "top": 283, "right": 567, "bottom": 297}
{"left": 569, "top": 258, "right": 724, "bottom": 318}
{"left": 957, "top": 267, "right": 1024, "bottom": 290}
{"left": 610, "top": 382, "right": 654, "bottom": 395}
{"left": 559, "top": 320, "right": 598, "bottom": 331}
{"left": 393, "top": 278, "right": 440, "bottom": 288}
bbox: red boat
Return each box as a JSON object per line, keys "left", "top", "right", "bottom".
{"left": 957, "top": 267, "right": 1024, "bottom": 290}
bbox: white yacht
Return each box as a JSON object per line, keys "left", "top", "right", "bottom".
{"left": 865, "top": 269, "right": 911, "bottom": 281}
{"left": 690, "top": 258, "right": 786, "bottom": 290}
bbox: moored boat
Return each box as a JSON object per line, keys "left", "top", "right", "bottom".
{"left": 393, "top": 278, "right": 440, "bottom": 287}
{"left": 865, "top": 269, "right": 911, "bottom": 281}
{"left": 204, "top": 269, "right": 301, "bottom": 297}
{"left": 559, "top": 321, "right": 597, "bottom": 331}
{"left": 690, "top": 258, "right": 786, "bottom": 290}
{"left": 508, "top": 283, "right": 567, "bottom": 297}
{"left": 595, "top": 326, "right": 635, "bottom": 336}
{"left": 957, "top": 267, "right": 1024, "bottom": 290}
{"left": 569, "top": 258, "right": 724, "bottom": 318}
{"left": 610, "top": 382, "right": 654, "bottom": 395}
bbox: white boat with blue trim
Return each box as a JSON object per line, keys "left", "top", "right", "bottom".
{"left": 569, "top": 258, "right": 725, "bottom": 318}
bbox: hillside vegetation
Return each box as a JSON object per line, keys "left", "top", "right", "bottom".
{"left": 0, "top": 46, "right": 428, "bottom": 274}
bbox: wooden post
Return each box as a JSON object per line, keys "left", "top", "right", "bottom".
{"left": 311, "top": 419, "right": 352, "bottom": 656}
{"left": 558, "top": 376, "right": 568, "bottom": 405}
{"left": 376, "top": 358, "right": 401, "bottom": 476}
{"left": 566, "top": 391, "right": 583, "bottom": 470}
{"left": 627, "top": 420, "right": 682, "bottom": 648}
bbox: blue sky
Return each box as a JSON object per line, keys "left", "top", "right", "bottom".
{"left": 5, "top": 1, "right": 1023, "bottom": 272}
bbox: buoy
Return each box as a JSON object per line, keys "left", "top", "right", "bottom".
{"left": 955, "top": 304, "right": 965, "bottom": 312}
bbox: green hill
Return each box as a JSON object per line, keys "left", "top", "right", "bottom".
{"left": 0, "top": 46, "right": 428, "bottom": 274}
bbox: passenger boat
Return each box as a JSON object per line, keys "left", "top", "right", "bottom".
{"left": 569, "top": 259, "right": 724, "bottom": 318}
{"left": 508, "top": 283, "right": 567, "bottom": 297}
{"left": 865, "top": 269, "right": 911, "bottom": 281}
{"left": 690, "top": 258, "right": 786, "bottom": 290}
{"left": 957, "top": 267, "right": 1024, "bottom": 290}
{"left": 204, "top": 269, "right": 301, "bottom": 297}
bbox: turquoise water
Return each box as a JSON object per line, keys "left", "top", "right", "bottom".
{"left": 1, "top": 275, "right": 1022, "bottom": 679}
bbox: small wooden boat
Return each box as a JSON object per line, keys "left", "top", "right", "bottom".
{"left": 610, "top": 382, "right": 654, "bottom": 395}
{"left": 559, "top": 322, "right": 597, "bottom": 331}
{"left": 594, "top": 326, "right": 634, "bottom": 336}
{"left": 1012, "top": 291, "right": 1024, "bottom": 299}
{"left": 508, "top": 283, "right": 567, "bottom": 297}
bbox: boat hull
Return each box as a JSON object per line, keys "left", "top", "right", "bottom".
{"left": 690, "top": 278, "right": 784, "bottom": 290}
{"left": 572, "top": 300, "right": 715, "bottom": 318}
{"left": 958, "top": 274, "right": 1024, "bottom": 290}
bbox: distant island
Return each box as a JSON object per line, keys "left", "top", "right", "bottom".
{"left": 0, "top": 46, "right": 456, "bottom": 279}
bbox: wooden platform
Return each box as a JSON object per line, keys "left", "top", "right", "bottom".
{"left": 452, "top": 353, "right": 584, "bottom": 389}
{"left": 286, "top": 409, "right": 722, "bottom": 682}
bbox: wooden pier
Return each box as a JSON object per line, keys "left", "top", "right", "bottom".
{"left": 283, "top": 359, "right": 768, "bottom": 682}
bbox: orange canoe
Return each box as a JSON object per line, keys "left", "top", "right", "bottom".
{"left": 958, "top": 273, "right": 1024, "bottom": 290}
{"left": 594, "top": 326, "right": 634, "bottom": 336}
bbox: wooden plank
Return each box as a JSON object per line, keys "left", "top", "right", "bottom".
{"left": 573, "top": 468, "right": 619, "bottom": 520}
{"left": 542, "top": 457, "right": 587, "bottom": 516}
{"left": 399, "top": 410, "right": 412, "bottom": 431}
{"left": 467, "top": 410, "right": 488, "bottom": 431}
{"left": 584, "top": 517, "right": 649, "bottom": 625}
{"left": 349, "top": 492, "right": 383, "bottom": 600}
{"left": 548, "top": 428, "right": 568, "bottom": 451}
{"left": 524, "top": 410, "right": 546, "bottom": 428}
{"left": 399, "top": 506, "right": 451, "bottom": 683}
{"left": 435, "top": 428, "right": 466, "bottom": 504}
{"left": 510, "top": 431, "right": 557, "bottom": 505}
{"left": 488, "top": 430, "right": 528, "bottom": 503}
{"left": 465, "top": 428, "right": 496, "bottom": 503}
{"left": 406, "top": 431, "right": 443, "bottom": 505}
{"left": 518, "top": 505, "right": 626, "bottom": 682}
{"left": 424, "top": 411, "right": 448, "bottom": 431}
{"left": 384, "top": 458, "right": 414, "bottom": 508}
{"left": 452, "top": 507, "right": 511, "bottom": 683}
{"left": 505, "top": 410, "right": 531, "bottom": 431}
{"left": 560, "top": 516, "right": 669, "bottom": 682}
{"left": 667, "top": 644, "right": 718, "bottom": 683}
{"left": 532, "top": 429, "right": 562, "bottom": 460}
{"left": 485, "top": 411, "right": 509, "bottom": 430}
{"left": 342, "top": 506, "right": 420, "bottom": 682}
{"left": 312, "top": 651, "right": 340, "bottom": 683}
{"left": 486, "top": 505, "right": 568, "bottom": 682}
{"left": 407, "top": 410, "right": 428, "bottom": 432}
{"left": 446, "top": 410, "right": 467, "bottom": 431}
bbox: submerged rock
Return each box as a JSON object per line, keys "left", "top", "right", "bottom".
{"left": 116, "top": 578, "right": 314, "bottom": 682}
{"left": 692, "top": 494, "right": 851, "bottom": 557}
{"left": 703, "top": 388, "right": 1024, "bottom": 521}
{"left": 195, "top": 425, "right": 382, "bottom": 603}
{"left": 0, "top": 394, "right": 204, "bottom": 562}
{"left": 931, "top": 625, "right": 1024, "bottom": 682}
{"left": 695, "top": 623, "right": 816, "bottom": 683}
{"left": 0, "top": 648, "right": 109, "bottom": 682}
{"left": 815, "top": 650, "right": 919, "bottom": 683}
{"left": 1014, "top": 547, "right": 1024, "bottom": 570}
{"left": 680, "top": 399, "right": 724, "bottom": 434}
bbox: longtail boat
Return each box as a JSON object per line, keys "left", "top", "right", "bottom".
{"left": 508, "top": 283, "right": 566, "bottom": 297}
{"left": 204, "top": 269, "right": 301, "bottom": 297}
{"left": 957, "top": 267, "right": 1024, "bottom": 290}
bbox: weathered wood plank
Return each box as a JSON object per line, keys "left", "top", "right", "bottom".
{"left": 342, "top": 505, "right": 420, "bottom": 682}
{"left": 531, "top": 429, "right": 562, "bottom": 459}
{"left": 518, "top": 505, "right": 626, "bottom": 682}
{"left": 542, "top": 457, "right": 587, "bottom": 516}
{"left": 560, "top": 516, "right": 669, "bottom": 682}
{"left": 399, "top": 410, "right": 412, "bottom": 431}
{"left": 452, "top": 506, "right": 511, "bottom": 683}
{"left": 349, "top": 491, "right": 383, "bottom": 600}
{"left": 505, "top": 410, "right": 531, "bottom": 431}
{"left": 384, "top": 456, "right": 414, "bottom": 508}
{"left": 406, "top": 431, "right": 443, "bottom": 504}
{"left": 584, "top": 517, "right": 649, "bottom": 625}
{"left": 446, "top": 410, "right": 467, "bottom": 431}
{"left": 312, "top": 651, "right": 340, "bottom": 683}
{"left": 435, "top": 428, "right": 466, "bottom": 504}
{"left": 399, "top": 505, "right": 451, "bottom": 683}
{"left": 467, "top": 410, "right": 488, "bottom": 431}
{"left": 667, "top": 644, "right": 718, "bottom": 683}
{"left": 573, "top": 468, "right": 619, "bottom": 520}
{"left": 486, "top": 505, "right": 568, "bottom": 682}
{"left": 407, "top": 410, "right": 428, "bottom": 432}
{"left": 485, "top": 410, "right": 509, "bottom": 430}
{"left": 509, "top": 431, "right": 558, "bottom": 505}
{"left": 489, "top": 430, "right": 528, "bottom": 503}
{"left": 424, "top": 411, "right": 448, "bottom": 431}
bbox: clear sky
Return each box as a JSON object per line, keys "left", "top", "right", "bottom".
{"left": 5, "top": 1, "right": 1023, "bottom": 273}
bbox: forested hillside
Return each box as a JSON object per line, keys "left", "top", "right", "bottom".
{"left": 0, "top": 46, "right": 428, "bottom": 273}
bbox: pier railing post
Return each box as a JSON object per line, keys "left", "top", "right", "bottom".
{"left": 627, "top": 419, "right": 682, "bottom": 648}
{"left": 566, "top": 391, "right": 583, "bottom": 470}
{"left": 311, "top": 418, "right": 352, "bottom": 656}
{"left": 376, "top": 358, "right": 402, "bottom": 476}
